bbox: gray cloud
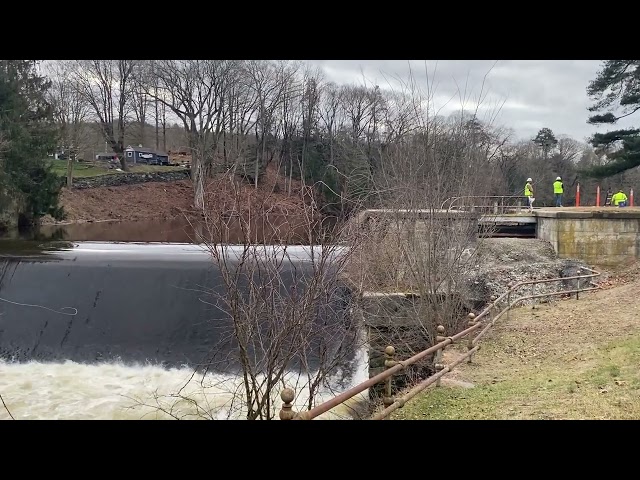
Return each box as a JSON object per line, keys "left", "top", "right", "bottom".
{"left": 304, "top": 60, "right": 637, "bottom": 144}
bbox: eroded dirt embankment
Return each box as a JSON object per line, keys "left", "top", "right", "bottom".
{"left": 42, "top": 168, "right": 311, "bottom": 225}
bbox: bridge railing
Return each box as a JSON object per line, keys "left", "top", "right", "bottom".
{"left": 441, "top": 196, "right": 530, "bottom": 214}
{"left": 278, "top": 266, "right": 600, "bottom": 420}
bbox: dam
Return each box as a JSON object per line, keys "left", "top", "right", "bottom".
{"left": 476, "top": 207, "right": 640, "bottom": 266}
{"left": 0, "top": 241, "right": 355, "bottom": 370}
{"left": 0, "top": 235, "right": 365, "bottom": 420}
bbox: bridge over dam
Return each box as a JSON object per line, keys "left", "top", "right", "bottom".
{"left": 356, "top": 202, "right": 640, "bottom": 267}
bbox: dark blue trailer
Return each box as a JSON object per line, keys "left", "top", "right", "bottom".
{"left": 124, "top": 146, "right": 170, "bottom": 165}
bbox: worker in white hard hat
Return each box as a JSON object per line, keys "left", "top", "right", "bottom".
{"left": 524, "top": 177, "right": 535, "bottom": 212}
{"left": 553, "top": 176, "right": 563, "bottom": 207}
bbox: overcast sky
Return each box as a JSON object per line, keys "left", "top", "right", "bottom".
{"left": 304, "top": 60, "right": 633, "bottom": 144}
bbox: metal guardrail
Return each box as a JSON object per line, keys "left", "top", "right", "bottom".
{"left": 441, "top": 196, "right": 530, "bottom": 214}
{"left": 278, "top": 266, "right": 600, "bottom": 420}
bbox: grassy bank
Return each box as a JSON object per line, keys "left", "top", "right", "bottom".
{"left": 390, "top": 278, "right": 640, "bottom": 420}
{"left": 49, "top": 159, "right": 185, "bottom": 178}
{"left": 393, "top": 336, "right": 640, "bottom": 419}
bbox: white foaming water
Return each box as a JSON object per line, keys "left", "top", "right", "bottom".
{"left": 0, "top": 347, "right": 369, "bottom": 420}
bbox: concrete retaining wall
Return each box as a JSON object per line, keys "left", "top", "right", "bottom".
{"left": 536, "top": 209, "right": 640, "bottom": 266}
{"left": 355, "top": 293, "right": 434, "bottom": 401}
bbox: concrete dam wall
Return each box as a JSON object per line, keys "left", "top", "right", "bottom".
{"left": 0, "top": 242, "right": 357, "bottom": 375}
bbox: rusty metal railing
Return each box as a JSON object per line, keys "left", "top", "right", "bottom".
{"left": 278, "top": 266, "right": 600, "bottom": 420}
{"left": 441, "top": 196, "right": 530, "bottom": 214}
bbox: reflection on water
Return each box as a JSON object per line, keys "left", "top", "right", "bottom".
{"left": 0, "top": 215, "right": 329, "bottom": 244}
{"left": 38, "top": 219, "right": 200, "bottom": 243}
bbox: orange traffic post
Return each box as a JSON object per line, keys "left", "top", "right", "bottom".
{"left": 596, "top": 185, "right": 600, "bottom": 207}
{"left": 576, "top": 183, "right": 580, "bottom": 207}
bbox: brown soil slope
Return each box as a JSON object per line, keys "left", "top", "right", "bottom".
{"left": 43, "top": 168, "right": 310, "bottom": 225}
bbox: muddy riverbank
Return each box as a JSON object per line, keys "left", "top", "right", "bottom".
{"left": 40, "top": 166, "right": 312, "bottom": 227}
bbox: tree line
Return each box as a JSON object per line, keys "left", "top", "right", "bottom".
{"left": 1, "top": 59, "right": 640, "bottom": 230}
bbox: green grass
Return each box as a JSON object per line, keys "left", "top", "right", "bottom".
{"left": 50, "top": 159, "right": 109, "bottom": 178}
{"left": 391, "top": 335, "right": 640, "bottom": 420}
{"left": 48, "top": 159, "right": 186, "bottom": 178}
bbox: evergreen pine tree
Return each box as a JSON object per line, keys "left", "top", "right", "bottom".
{"left": 0, "top": 60, "right": 64, "bottom": 227}
{"left": 584, "top": 60, "right": 640, "bottom": 178}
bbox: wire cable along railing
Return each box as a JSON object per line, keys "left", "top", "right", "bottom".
{"left": 278, "top": 267, "right": 600, "bottom": 421}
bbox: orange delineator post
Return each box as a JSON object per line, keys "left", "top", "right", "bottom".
{"left": 576, "top": 183, "right": 580, "bottom": 207}
{"left": 631, "top": 189, "right": 634, "bottom": 207}
{"left": 596, "top": 185, "right": 600, "bottom": 207}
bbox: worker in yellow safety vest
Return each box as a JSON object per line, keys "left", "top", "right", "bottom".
{"left": 553, "top": 176, "right": 564, "bottom": 207}
{"left": 611, "top": 189, "right": 628, "bottom": 207}
{"left": 524, "top": 177, "right": 535, "bottom": 212}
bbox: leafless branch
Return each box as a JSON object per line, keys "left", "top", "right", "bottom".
{"left": 1, "top": 393, "right": 14, "bottom": 420}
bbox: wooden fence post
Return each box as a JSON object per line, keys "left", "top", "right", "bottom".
{"left": 489, "top": 295, "right": 497, "bottom": 324}
{"left": 279, "top": 388, "right": 296, "bottom": 420}
{"left": 382, "top": 346, "right": 397, "bottom": 419}
{"left": 467, "top": 313, "right": 477, "bottom": 363}
{"left": 577, "top": 268, "right": 581, "bottom": 300}
{"left": 435, "top": 325, "right": 446, "bottom": 386}
{"left": 531, "top": 281, "right": 535, "bottom": 308}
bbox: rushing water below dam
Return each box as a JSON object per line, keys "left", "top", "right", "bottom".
{"left": 0, "top": 234, "right": 367, "bottom": 420}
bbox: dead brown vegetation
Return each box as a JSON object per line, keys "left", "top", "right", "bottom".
{"left": 42, "top": 164, "right": 311, "bottom": 226}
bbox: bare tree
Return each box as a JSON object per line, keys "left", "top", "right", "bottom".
{"left": 71, "top": 60, "right": 136, "bottom": 171}
{"left": 220, "top": 69, "right": 261, "bottom": 172}
{"left": 129, "top": 61, "right": 153, "bottom": 148}
{"left": 135, "top": 60, "right": 237, "bottom": 209}
{"left": 1, "top": 393, "right": 14, "bottom": 420}
{"left": 132, "top": 172, "right": 369, "bottom": 420}
{"left": 45, "top": 61, "right": 92, "bottom": 187}
{"left": 343, "top": 67, "right": 502, "bottom": 399}
{"left": 241, "top": 60, "right": 299, "bottom": 188}
{"left": 318, "top": 82, "right": 342, "bottom": 166}
{"left": 494, "top": 141, "right": 524, "bottom": 194}
{"left": 380, "top": 88, "right": 420, "bottom": 143}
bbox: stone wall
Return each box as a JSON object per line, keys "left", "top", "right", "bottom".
{"left": 349, "top": 209, "right": 480, "bottom": 291}
{"left": 69, "top": 170, "right": 191, "bottom": 189}
{"left": 355, "top": 293, "right": 457, "bottom": 403}
{"left": 348, "top": 208, "right": 480, "bottom": 406}
{"left": 536, "top": 209, "right": 640, "bottom": 266}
